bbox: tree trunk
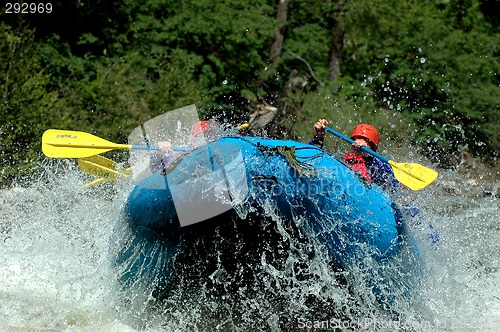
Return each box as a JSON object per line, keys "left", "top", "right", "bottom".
{"left": 269, "top": 0, "right": 291, "bottom": 64}
{"left": 248, "top": 0, "right": 292, "bottom": 132}
{"left": 327, "top": 18, "right": 344, "bottom": 81}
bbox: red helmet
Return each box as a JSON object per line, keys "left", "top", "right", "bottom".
{"left": 351, "top": 124, "right": 379, "bottom": 148}
{"left": 191, "top": 120, "right": 210, "bottom": 137}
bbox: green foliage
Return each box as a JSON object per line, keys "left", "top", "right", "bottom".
{"left": 41, "top": 48, "right": 211, "bottom": 141}
{"left": 340, "top": 0, "right": 499, "bottom": 165}
{"left": 126, "top": 0, "right": 275, "bottom": 111}
{"left": 294, "top": 83, "right": 415, "bottom": 149}
{"left": 0, "top": 24, "right": 61, "bottom": 184}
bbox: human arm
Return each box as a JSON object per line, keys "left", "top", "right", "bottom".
{"left": 309, "top": 119, "right": 329, "bottom": 148}
{"left": 149, "top": 141, "right": 175, "bottom": 173}
{"left": 366, "top": 157, "right": 400, "bottom": 194}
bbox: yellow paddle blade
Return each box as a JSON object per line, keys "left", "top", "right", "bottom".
{"left": 81, "top": 154, "right": 119, "bottom": 170}
{"left": 78, "top": 155, "right": 131, "bottom": 181}
{"left": 388, "top": 160, "right": 438, "bottom": 190}
{"left": 42, "top": 129, "right": 132, "bottom": 158}
{"left": 82, "top": 178, "right": 109, "bottom": 187}
{"left": 237, "top": 123, "right": 249, "bottom": 130}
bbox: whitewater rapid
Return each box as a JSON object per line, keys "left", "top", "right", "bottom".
{"left": 0, "top": 160, "right": 498, "bottom": 331}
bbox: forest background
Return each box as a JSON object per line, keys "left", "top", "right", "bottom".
{"left": 1, "top": 0, "right": 498, "bottom": 186}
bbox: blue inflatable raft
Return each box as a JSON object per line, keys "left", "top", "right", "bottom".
{"left": 112, "top": 135, "right": 421, "bottom": 301}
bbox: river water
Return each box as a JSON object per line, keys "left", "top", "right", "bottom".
{"left": 0, "top": 159, "right": 498, "bottom": 331}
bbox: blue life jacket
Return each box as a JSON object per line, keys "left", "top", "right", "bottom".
{"left": 365, "top": 157, "right": 400, "bottom": 194}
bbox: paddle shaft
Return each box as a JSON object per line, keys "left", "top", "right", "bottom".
{"left": 324, "top": 126, "right": 389, "bottom": 163}
{"left": 133, "top": 145, "right": 188, "bottom": 152}
{"left": 46, "top": 141, "right": 190, "bottom": 152}
{"left": 46, "top": 142, "right": 155, "bottom": 150}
